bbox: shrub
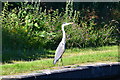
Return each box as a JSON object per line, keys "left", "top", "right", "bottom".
{"left": 2, "top": 2, "right": 118, "bottom": 50}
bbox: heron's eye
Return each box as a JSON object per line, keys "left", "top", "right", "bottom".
{"left": 63, "top": 22, "right": 66, "bottom": 24}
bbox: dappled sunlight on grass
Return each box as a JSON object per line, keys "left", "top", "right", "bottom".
{"left": 63, "top": 45, "right": 118, "bottom": 57}
{"left": 1, "top": 45, "right": 118, "bottom": 75}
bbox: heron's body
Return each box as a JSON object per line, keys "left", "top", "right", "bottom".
{"left": 53, "top": 41, "right": 65, "bottom": 64}
{"left": 53, "top": 22, "right": 73, "bottom": 64}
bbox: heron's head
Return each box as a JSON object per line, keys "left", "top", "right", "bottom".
{"left": 62, "top": 22, "right": 73, "bottom": 26}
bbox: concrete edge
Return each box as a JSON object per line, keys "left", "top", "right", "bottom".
{"left": 1, "top": 62, "right": 120, "bottom": 80}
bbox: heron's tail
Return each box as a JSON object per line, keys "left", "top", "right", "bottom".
{"left": 53, "top": 59, "right": 57, "bottom": 64}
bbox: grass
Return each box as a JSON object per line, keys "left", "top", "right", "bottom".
{"left": 1, "top": 45, "right": 118, "bottom": 75}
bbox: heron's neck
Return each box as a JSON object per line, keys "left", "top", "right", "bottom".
{"left": 62, "top": 25, "right": 66, "bottom": 43}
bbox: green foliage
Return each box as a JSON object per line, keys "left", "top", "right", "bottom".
{"left": 2, "top": 2, "right": 118, "bottom": 62}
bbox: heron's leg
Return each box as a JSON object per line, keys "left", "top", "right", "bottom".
{"left": 58, "top": 59, "right": 60, "bottom": 68}
{"left": 60, "top": 58, "right": 63, "bottom": 66}
{"left": 57, "top": 58, "right": 63, "bottom": 68}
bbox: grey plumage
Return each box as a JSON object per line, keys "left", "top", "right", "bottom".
{"left": 53, "top": 41, "right": 65, "bottom": 64}
{"left": 53, "top": 22, "right": 73, "bottom": 64}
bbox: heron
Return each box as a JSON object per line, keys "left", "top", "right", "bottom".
{"left": 53, "top": 22, "right": 73, "bottom": 64}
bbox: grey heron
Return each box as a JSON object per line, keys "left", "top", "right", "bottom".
{"left": 53, "top": 22, "right": 73, "bottom": 64}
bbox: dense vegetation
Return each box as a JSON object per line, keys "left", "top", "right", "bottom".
{"left": 2, "top": 2, "right": 119, "bottom": 63}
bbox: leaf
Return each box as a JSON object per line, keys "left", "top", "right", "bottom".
{"left": 28, "top": 22, "right": 33, "bottom": 26}
{"left": 25, "top": 16, "right": 29, "bottom": 20}
{"left": 39, "top": 34, "right": 45, "bottom": 37}
{"left": 34, "top": 23, "right": 39, "bottom": 27}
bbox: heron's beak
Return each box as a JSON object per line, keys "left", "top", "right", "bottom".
{"left": 68, "top": 22, "right": 74, "bottom": 24}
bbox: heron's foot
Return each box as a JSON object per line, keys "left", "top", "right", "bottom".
{"left": 63, "top": 66, "right": 71, "bottom": 68}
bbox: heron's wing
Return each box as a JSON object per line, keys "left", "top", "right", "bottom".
{"left": 54, "top": 42, "right": 65, "bottom": 63}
